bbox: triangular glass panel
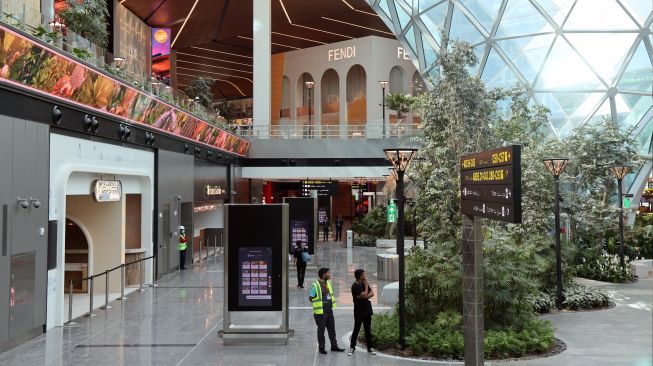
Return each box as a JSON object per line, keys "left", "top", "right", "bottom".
{"left": 448, "top": 4, "right": 485, "bottom": 45}
{"left": 634, "top": 114, "right": 653, "bottom": 154}
{"left": 617, "top": 93, "right": 653, "bottom": 128}
{"left": 618, "top": 40, "right": 653, "bottom": 93}
{"left": 481, "top": 47, "right": 521, "bottom": 88}
{"left": 535, "top": 36, "right": 605, "bottom": 91}
{"left": 565, "top": 0, "right": 638, "bottom": 30}
{"left": 584, "top": 96, "right": 612, "bottom": 127}
{"left": 395, "top": 0, "right": 412, "bottom": 31}
{"left": 566, "top": 92, "right": 605, "bottom": 123}
{"left": 536, "top": 0, "right": 575, "bottom": 27}
{"left": 496, "top": 0, "right": 555, "bottom": 38}
{"left": 496, "top": 34, "right": 555, "bottom": 84}
{"left": 421, "top": 32, "right": 438, "bottom": 67}
{"left": 458, "top": 0, "right": 501, "bottom": 33}
{"left": 554, "top": 92, "right": 593, "bottom": 116}
{"left": 404, "top": 25, "right": 418, "bottom": 55}
{"left": 565, "top": 33, "right": 638, "bottom": 85}
{"left": 534, "top": 92, "right": 567, "bottom": 130}
{"left": 378, "top": 0, "right": 392, "bottom": 19}
{"left": 620, "top": 0, "right": 653, "bottom": 26}
{"left": 418, "top": 0, "right": 442, "bottom": 13}
{"left": 421, "top": 2, "right": 448, "bottom": 38}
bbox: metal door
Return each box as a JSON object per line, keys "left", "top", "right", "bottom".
{"left": 161, "top": 204, "right": 170, "bottom": 275}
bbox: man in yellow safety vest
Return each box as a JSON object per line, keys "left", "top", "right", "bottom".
{"left": 309, "top": 267, "right": 345, "bottom": 355}
{"left": 178, "top": 225, "right": 187, "bottom": 270}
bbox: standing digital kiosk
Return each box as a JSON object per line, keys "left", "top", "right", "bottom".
{"left": 221, "top": 204, "right": 290, "bottom": 344}
{"left": 283, "top": 197, "right": 318, "bottom": 266}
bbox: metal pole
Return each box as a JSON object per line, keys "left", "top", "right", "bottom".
{"left": 199, "top": 238, "right": 202, "bottom": 262}
{"left": 103, "top": 270, "right": 112, "bottom": 310}
{"left": 139, "top": 258, "right": 145, "bottom": 292}
{"left": 86, "top": 277, "right": 96, "bottom": 317}
{"left": 382, "top": 86, "right": 386, "bottom": 138}
{"left": 397, "top": 169, "right": 406, "bottom": 350}
{"left": 554, "top": 176, "right": 564, "bottom": 310}
{"left": 413, "top": 213, "right": 417, "bottom": 249}
{"left": 462, "top": 215, "right": 484, "bottom": 366}
{"left": 618, "top": 177, "right": 625, "bottom": 270}
{"left": 120, "top": 264, "right": 127, "bottom": 301}
{"left": 308, "top": 89, "right": 312, "bottom": 138}
{"left": 65, "top": 280, "right": 77, "bottom": 325}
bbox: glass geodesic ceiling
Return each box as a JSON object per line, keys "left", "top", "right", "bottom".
{"left": 367, "top": 0, "right": 653, "bottom": 146}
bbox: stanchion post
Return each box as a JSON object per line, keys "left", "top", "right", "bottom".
{"left": 102, "top": 270, "right": 112, "bottom": 310}
{"left": 65, "top": 280, "right": 77, "bottom": 326}
{"left": 86, "top": 277, "right": 96, "bottom": 317}
{"left": 138, "top": 258, "right": 146, "bottom": 292}
{"left": 120, "top": 264, "right": 127, "bottom": 301}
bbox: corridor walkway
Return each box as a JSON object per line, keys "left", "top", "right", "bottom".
{"left": 0, "top": 243, "right": 651, "bottom": 366}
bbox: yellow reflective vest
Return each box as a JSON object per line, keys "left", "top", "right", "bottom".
{"left": 311, "top": 279, "right": 336, "bottom": 315}
{"left": 178, "top": 234, "right": 187, "bottom": 251}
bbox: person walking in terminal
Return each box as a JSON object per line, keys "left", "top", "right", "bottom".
{"left": 178, "top": 226, "right": 188, "bottom": 270}
{"left": 322, "top": 218, "right": 330, "bottom": 241}
{"left": 347, "top": 269, "right": 376, "bottom": 356}
{"left": 293, "top": 240, "right": 308, "bottom": 288}
{"left": 335, "top": 214, "right": 344, "bottom": 241}
{"left": 309, "top": 268, "right": 345, "bottom": 355}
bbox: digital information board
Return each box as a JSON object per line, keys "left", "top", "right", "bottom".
{"left": 283, "top": 197, "right": 318, "bottom": 258}
{"left": 301, "top": 180, "right": 338, "bottom": 197}
{"left": 290, "top": 220, "right": 308, "bottom": 252}
{"left": 238, "top": 247, "right": 273, "bottom": 307}
{"left": 460, "top": 145, "right": 522, "bottom": 224}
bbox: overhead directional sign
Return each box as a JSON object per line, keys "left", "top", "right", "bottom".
{"left": 460, "top": 145, "right": 522, "bottom": 224}
{"left": 301, "top": 180, "right": 338, "bottom": 197}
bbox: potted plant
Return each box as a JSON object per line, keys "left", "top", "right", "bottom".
{"left": 384, "top": 93, "right": 415, "bottom": 134}
{"left": 184, "top": 76, "right": 215, "bottom": 109}
{"left": 59, "top": 0, "right": 109, "bottom": 58}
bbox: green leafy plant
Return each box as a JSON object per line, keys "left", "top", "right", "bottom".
{"left": 184, "top": 76, "right": 215, "bottom": 109}
{"left": 575, "top": 248, "right": 635, "bottom": 283}
{"left": 353, "top": 236, "right": 376, "bottom": 247}
{"left": 385, "top": 93, "right": 415, "bottom": 121}
{"left": 562, "top": 284, "right": 610, "bottom": 310}
{"left": 32, "top": 26, "right": 61, "bottom": 44}
{"left": 528, "top": 291, "right": 556, "bottom": 313}
{"left": 59, "top": 0, "right": 110, "bottom": 48}
{"left": 72, "top": 47, "right": 93, "bottom": 61}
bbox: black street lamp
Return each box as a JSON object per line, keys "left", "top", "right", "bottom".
{"left": 379, "top": 81, "right": 388, "bottom": 138}
{"left": 305, "top": 81, "right": 315, "bottom": 138}
{"left": 609, "top": 165, "right": 631, "bottom": 270}
{"left": 384, "top": 148, "right": 418, "bottom": 350}
{"left": 542, "top": 157, "right": 570, "bottom": 310}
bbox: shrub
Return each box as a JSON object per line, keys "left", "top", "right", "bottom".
{"left": 575, "top": 249, "right": 635, "bottom": 283}
{"left": 562, "top": 284, "right": 609, "bottom": 310}
{"left": 353, "top": 236, "right": 376, "bottom": 247}
{"left": 529, "top": 284, "right": 610, "bottom": 312}
{"left": 367, "top": 312, "right": 554, "bottom": 360}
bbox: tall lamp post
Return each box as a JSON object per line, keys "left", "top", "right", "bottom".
{"left": 379, "top": 81, "right": 389, "bottom": 138}
{"left": 305, "top": 81, "right": 315, "bottom": 138}
{"left": 384, "top": 148, "right": 418, "bottom": 350}
{"left": 609, "top": 165, "right": 631, "bottom": 270}
{"left": 542, "top": 158, "right": 570, "bottom": 310}
{"left": 355, "top": 177, "right": 366, "bottom": 216}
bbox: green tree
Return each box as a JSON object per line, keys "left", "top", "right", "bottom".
{"left": 385, "top": 93, "right": 415, "bottom": 121}
{"left": 59, "top": 0, "right": 109, "bottom": 48}
{"left": 184, "top": 76, "right": 215, "bottom": 109}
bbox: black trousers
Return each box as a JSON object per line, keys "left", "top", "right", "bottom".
{"left": 179, "top": 249, "right": 186, "bottom": 269}
{"left": 296, "top": 261, "right": 306, "bottom": 286}
{"left": 314, "top": 311, "right": 338, "bottom": 350}
{"left": 350, "top": 314, "right": 373, "bottom": 350}
{"left": 323, "top": 229, "right": 329, "bottom": 241}
{"left": 335, "top": 228, "right": 342, "bottom": 241}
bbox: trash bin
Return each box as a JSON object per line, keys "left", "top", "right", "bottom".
{"left": 377, "top": 253, "right": 399, "bottom": 281}
{"left": 346, "top": 230, "right": 353, "bottom": 248}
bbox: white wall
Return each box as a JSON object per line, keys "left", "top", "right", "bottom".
{"left": 193, "top": 206, "right": 224, "bottom": 237}
{"left": 48, "top": 134, "right": 154, "bottom": 329}
{"left": 280, "top": 36, "right": 417, "bottom": 135}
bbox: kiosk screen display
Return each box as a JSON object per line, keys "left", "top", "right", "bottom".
{"left": 318, "top": 208, "right": 327, "bottom": 224}
{"left": 238, "top": 247, "right": 272, "bottom": 307}
{"left": 290, "top": 220, "right": 308, "bottom": 251}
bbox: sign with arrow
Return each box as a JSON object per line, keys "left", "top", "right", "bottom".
{"left": 387, "top": 202, "right": 397, "bottom": 223}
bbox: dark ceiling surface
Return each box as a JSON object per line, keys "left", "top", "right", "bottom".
{"left": 121, "top": 0, "right": 393, "bottom": 100}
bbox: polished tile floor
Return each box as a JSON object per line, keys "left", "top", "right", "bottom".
{"left": 0, "top": 242, "right": 651, "bottom": 366}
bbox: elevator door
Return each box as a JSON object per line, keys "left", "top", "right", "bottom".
{"left": 161, "top": 204, "right": 170, "bottom": 275}
{"left": 9, "top": 252, "right": 35, "bottom": 337}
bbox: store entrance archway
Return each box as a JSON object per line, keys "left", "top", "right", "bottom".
{"left": 64, "top": 218, "right": 91, "bottom": 294}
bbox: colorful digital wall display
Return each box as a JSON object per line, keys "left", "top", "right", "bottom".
{"left": 239, "top": 247, "right": 272, "bottom": 307}
{"left": 151, "top": 28, "right": 171, "bottom": 56}
{"left": 0, "top": 24, "right": 249, "bottom": 156}
{"left": 290, "top": 220, "right": 308, "bottom": 252}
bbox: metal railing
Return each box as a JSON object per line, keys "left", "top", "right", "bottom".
{"left": 194, "top": 234, "right": 224, "bottom": 263}
{"left": 64, "top": 255, "right": 155, "bottom": 326}
{"left": 234, "top": 121, "right": 422, "bottom": 139}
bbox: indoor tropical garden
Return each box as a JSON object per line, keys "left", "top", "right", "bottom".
{"left": 358, "top": 39, "right": 651, "bottom": 361}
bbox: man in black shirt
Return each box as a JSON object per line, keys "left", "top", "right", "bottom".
{"left": 348, "top": 269, "right": 376, "bottom": 356}
{"left": 293, "top": 240, "right": 307, "bottom": 288}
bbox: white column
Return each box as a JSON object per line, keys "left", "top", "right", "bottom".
{"left": 339, "top": 72, "right": 347, "bottom": 138}
{"left": 253, "top": 0, "right": 271, "bottom": 138}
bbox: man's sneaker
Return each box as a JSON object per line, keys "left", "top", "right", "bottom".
{"left": 367, "top": 348, "right": 377, "bottom": 355}
{"left": 331, "top": 346, "right": 345, "bottom": 352}
{"left": 319, "top": 349, "right": 327, "bottom": 355}
{"left": 347, "top": 347, "right": 355, "bottom": 356}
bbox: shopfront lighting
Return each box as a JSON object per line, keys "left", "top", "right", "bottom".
{"left": 384, "top": 147, "right": 418, "bottom": 350}
{"left": 542, "top": 157, "right": 569, "bottom": 310}
{"left": 610, "top": 164, "right": 631, "bottom": 270}
{"left": 113, "top": 57, "right": 125, "bottom": 69}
